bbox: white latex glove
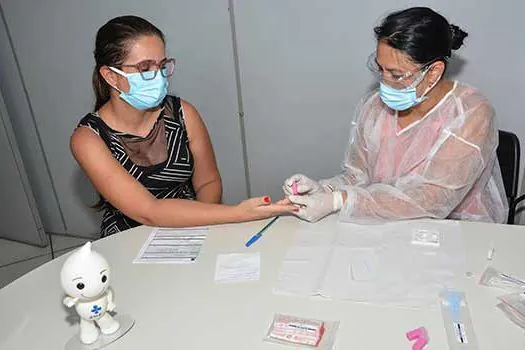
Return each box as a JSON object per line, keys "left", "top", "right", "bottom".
{"left": 288, "top": 191, "right": 344, "bottom": 222}
{"left": 283, "top": 174, "right": 325, "bottom": 196}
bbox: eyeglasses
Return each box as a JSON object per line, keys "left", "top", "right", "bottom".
{"left": 366, "top": 53, "right": 430, "bottom": 87}
{"left": 115, "top": 58, "right": 176, "bottom": 81}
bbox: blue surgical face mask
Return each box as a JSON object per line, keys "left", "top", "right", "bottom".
{"left": 109, "top": 67, "right": 168, "bottom": 110}
{"left": 379, "top": 69, "right": 438, "bottom": 111}
{"left": 379, "top": 82, "right": 424, "bottom": 111}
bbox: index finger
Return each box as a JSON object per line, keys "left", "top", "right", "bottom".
{"left": 265, "top": 203, "right": 298, "bottom": 214}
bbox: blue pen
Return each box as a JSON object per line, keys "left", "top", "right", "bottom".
{"left": 245, "top": 216, "right": 279, "bottom": 247}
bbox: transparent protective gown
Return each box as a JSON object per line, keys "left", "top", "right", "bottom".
{"left": 320, "top": 82, "right": 508, "bottom": 223}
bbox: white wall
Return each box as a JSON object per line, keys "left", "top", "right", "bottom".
{"left": 1, "top": 0, "right": 524, "bottom": 233}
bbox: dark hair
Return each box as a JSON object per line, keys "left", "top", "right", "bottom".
{"left": 374, "top": 7, "right": 468, "bottom": 65}
{"left": 92, "top": 15, "right": 165, "bottom": 111}
{"left": 91, "top": 16, "right": 165, "bottom": 211}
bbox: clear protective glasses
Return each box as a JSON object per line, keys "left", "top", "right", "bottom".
{"left": 367, "top": 53, "right": 435, "bottom": 89}
{"left": 115, "top": 58, "right": 176, "bottom": 81}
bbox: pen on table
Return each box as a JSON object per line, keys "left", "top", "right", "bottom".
{"left": 245, "top": 216, "right": 280, "bottom": 247}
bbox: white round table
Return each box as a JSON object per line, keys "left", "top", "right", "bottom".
{"left": 1, "top": 215, "right": 524, "bottom": 349}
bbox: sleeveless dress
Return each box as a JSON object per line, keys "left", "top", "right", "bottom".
{"left": 77, "top": 96, "right": 196, "bottom": 237}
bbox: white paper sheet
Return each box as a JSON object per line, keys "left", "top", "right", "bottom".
{"left": 275, "top": 220, "right": 466, "bottom": 308}
{"left": 214, "top": 253, "right": 260, "bottom": 283}
{"left": 133, "top": 227, "right": 208, "bottom": 264}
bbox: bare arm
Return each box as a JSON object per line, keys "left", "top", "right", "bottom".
{"left": 182, "top": 100, "right": 222, "bottom": 204}
{"left": 70, "top": 127, "right": 294, "bottom": 227}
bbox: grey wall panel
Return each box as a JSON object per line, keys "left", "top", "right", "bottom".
{"left": 235, "top": 0, "right": 379, "bottom": 200}
{"left": 0, "top": 89, "right": 47, "bottom": 246}
{"left": 0, "top": 0, "right": 246, "bottom": 236}
{"left": 0, "top": 9, "right": 66, "bottom": 234}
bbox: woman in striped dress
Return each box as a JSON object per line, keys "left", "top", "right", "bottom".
{"left": 71, "top": 16, "right": 295, "bottom": 237}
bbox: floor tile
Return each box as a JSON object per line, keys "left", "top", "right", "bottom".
{"left": 51, "top": 235, "right": 91, "bottom": 251}
{"left": 0, "top": 238, "right": 49, "bottom": 267}
{"left": 0, "top": 254, "right": 51, "bottom": 289}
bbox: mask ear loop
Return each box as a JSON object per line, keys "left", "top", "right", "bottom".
{"left": 107, "top": 66, "right": 129, "bottom": 94}
{"left": 419, "top": 64, "right": 443, "bottom": 99}
{"left": 417, "top": 55, "right": 448, "bottom": 96}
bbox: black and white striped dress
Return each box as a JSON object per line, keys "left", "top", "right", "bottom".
{"left": 77, "top": 96, "right": 196, "bottom": 237}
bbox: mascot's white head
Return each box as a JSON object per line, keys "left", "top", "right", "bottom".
{"left": 60, "top": 242, "right": 111, "bottom": 300}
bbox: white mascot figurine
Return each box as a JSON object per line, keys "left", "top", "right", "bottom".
{"left": 61, "top": 242, "right": 120, "bottom": 344}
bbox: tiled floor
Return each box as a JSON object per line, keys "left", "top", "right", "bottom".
{"left": 0, "top": 235, "right": 91, "bottom": 289}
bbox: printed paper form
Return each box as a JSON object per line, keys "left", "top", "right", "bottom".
{"left": 133, "top": 227, "right": 208, "bottom": 264}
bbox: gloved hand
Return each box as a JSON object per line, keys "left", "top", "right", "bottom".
{"left": 288, "top": 191, "right": 344, "bottom": 222}
{"left": 283, "top": 174, "right": 325, "bottom": 196}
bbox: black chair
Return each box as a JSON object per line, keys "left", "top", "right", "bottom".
{"left": 496, "top": 130, "right": 524, "bottom": 224}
